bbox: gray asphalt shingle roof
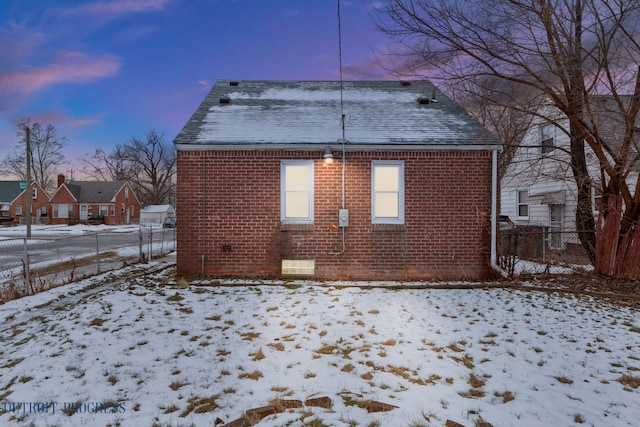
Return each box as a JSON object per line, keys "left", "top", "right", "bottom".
{"left": 0, "top": 181, "right": 25, "bottom": 204}
{"left": 65, "top": 181, "right": 126, "bottom": 203}
{"left": 174, "top": 80, "right": 501, "bottom": 150}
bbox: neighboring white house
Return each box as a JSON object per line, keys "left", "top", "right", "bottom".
{"left": 140, "top": 204, "right": 175, "bottom": 225}
{"left": 500, "top": 98, "right": 639, "bottom": 254}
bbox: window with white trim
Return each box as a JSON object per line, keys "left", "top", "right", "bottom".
{"left": 540, "top": 124, "right": 555, "bottom": 154}
{"left": 516, "top": 189, "right": 529, "bottom": 219}
{"left": 32, "top": 188, "right": 37, "bottom": 199}
{"left": 281, "top": 160, "right": 314, "bottom": 222}
{"left": 53, "top": 204, "right": 71, "bottom": 218}
{"left": 372, "top": 161, "right": 404, "bottom": 224}
{"left": 15, "top": 205, "right": 22, "bottom": 216}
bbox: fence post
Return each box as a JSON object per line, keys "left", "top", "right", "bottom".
{"left": 23, "top": 238, "right": 30, "bottom": 295}
{"left": 149, "top": 226, "right": 153, "bottom": 259}
{"left": 139, "top": 227, "right": 143, "bottom": 262}
{"left": 95, "top": 233, "right": 101, "bottom": 274}
{"left": 542, "top": 227, "right": 547, "bottom": 263}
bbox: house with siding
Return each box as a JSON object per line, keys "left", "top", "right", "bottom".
{"left": 500, "top": 97, "right": 639, "bottom": 256}
{"left": 48, "top": 175, "right": 141, "bottom": 225}
{"left": 0, "top": 181, "right": 50, "bottom": 225}
{"left": 140, "top": 204, "right": 175, "bottom": 225}
{"left": 174, "top": 80, "right": 502, "bottom": 280}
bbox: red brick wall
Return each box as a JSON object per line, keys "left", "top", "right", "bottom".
{"left": 176, "top": 150, "right": 494, "bottom": 280}
{"left": 48, "top": 187, "right": 76, "bottom": 225}
{"left": 110, "top": 184, "right": 140, "bottom": 225}
{"left": 9, "top": 183, "right": 50, "bottom": 224}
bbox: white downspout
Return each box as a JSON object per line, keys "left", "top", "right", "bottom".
{"left": 491, "top": 148, "right": 508, "bottom": 277}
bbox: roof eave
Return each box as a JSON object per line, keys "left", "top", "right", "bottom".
{"left": 175, "top": 142, "right": 502, "bottom": 152}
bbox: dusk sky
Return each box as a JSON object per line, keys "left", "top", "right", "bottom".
{"left": 0, "top": 0, "right": 397, "bottom": 176}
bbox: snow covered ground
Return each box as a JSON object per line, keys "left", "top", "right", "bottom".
{"left": 0, "top": 257, "right": 638, "bottom": 427}
{"left": 0, "top": 224, "right": 175, "bottom": 301}
{"left": 0, "top": 224, "right": 143, "bottom": 239}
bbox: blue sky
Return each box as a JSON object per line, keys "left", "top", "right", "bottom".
{"left": 0, "top": 0, "right": 395, "bottom": 174}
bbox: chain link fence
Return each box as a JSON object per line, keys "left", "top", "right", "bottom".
{"left": 499, "top": 225, "right": 592, "bottom": 276}
{"left": 0, "top": 226, "right": 175, "bottom": 303}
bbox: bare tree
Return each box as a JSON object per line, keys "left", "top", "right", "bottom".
{"left": 123, "top": 130, "right": 176, "bottom": 206}
{"left": 80, "top": 145, "right": 134, "bottom": 182}
{"left": 450, "top": 79, "right": 535, "bottom": 178}
{"left": 376, "top": 0, "right": 640, "bottom": 277}
{"left": 82, "top": 130, "right": 176, "bottom": 206}
{"left": 0, "top": 120, "right": 66, "bottom": 192}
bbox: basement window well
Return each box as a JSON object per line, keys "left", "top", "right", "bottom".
{"left": 281, "top": 260, "right": 315, "bottom": 276}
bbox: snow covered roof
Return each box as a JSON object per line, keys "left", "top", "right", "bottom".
{"left": 140, "top": 204, "right": 174, "bottom": 213}
{"left": 174, "top": 80, "right": 501, "bottom": 151}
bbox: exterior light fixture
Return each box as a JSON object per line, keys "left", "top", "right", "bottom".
{"left": 323, "top": 147, "right": 334, "bottom": 164}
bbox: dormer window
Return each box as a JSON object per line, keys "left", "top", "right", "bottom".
{"left": 540, "top": 124, "right": 555, "bottom": 154}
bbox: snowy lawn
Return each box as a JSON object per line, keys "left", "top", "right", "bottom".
{"left": 0, "top": 263, "right": 639, "bottom": 427}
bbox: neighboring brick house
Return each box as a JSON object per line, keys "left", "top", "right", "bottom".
{"left": 0, "top": 181, "right": 50, "bottom": 225}
{"left": 174, "top": 80, "right": 502, "bottom": 280}
{"left": 48, "top": 175, "right": 141, "bottom": 225}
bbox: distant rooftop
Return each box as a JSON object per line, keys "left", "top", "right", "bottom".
{"left": 174, "top": 80, "right": 501, "bottom": 151}
{"left": 66, "top": 181, "right": 127, "bottom": 203}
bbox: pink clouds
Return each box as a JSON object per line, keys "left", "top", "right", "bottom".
{"left": 63, "top": 0, "right": 173, "bottom": 19}
{"left": 0, "top": 52, "right": 121, "bottom": 97}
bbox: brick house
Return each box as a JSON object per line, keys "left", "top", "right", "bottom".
{"left": 0, "top": 181, "right": 50, "bottom": 225}
{"left": 48, "top": 175, "right": 140, "bottom": 225}
{"left": 174, "top": 80, "right": 502, "bottom": 280}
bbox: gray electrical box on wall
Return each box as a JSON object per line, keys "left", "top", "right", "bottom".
{"left": 339, "top": 209, "right": 349, "bottom": 227}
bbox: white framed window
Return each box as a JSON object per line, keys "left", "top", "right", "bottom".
{"left": 15, "top": 205, "right": 22, "bottom": 216}
{"left": 53, "top": 204, "right": 71, "bottom": 218}
{"left": 281, "top": 160, "right": 314, "bottom": 222}
{"left": 100, "top": 205, "right": 108, "bottom": 217}
{"left": 540, "top": 124, "right": 555, "bottom": 154}
{"left": 125, "top": 187, "right": 129, "bottom": 199}
{"left": 516, "top": 189, "right": 529, "bottom": 219}
{"left": 32, "top": 188, "right": 37, "bottom": 199}
{"left": 372, "top": 161, "right": 404, "bottom": 224}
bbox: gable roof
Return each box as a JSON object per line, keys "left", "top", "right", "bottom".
{"left": 174, "top": 80, "right": 501, "bottom": 151}
{"left": 64, "top": 181, "right": 128, "bottom": 203}
{"left": 0, "top": 181, "right": 46, "bottom": 203}
{"left": 0, "top": 181, "right": 26, "bottom": 203}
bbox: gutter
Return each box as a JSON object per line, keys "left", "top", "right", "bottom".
{"left": 490, "top": 148, "right": 508, "bottom": 277}
{"left": 174, "top": 142, "right": 502, "bottom": 152}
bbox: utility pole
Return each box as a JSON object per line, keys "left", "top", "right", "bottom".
{"left": 25, "top": 126, "right": 32, "bottom": 239}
